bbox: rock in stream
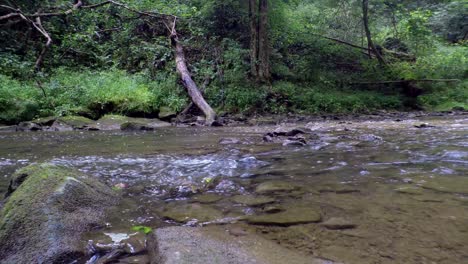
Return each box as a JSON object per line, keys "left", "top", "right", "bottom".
{"left": 0, "top": 163, "right": 118, "bottom": 264}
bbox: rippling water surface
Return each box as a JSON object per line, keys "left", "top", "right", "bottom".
{"left": 0, "top": 115, "right": 467, "bottom": 263}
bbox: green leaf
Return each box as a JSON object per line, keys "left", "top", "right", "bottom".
{"left": 131, "top": 225, "right": 153, "bottom": 234}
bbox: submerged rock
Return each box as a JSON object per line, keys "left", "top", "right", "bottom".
{"left": 0, "top": 163, "right": 118, "bottom": 264}
{"left": 246, "top": 205, "right": 321, "bottom": 226}
{"left": 160, "top": 203, "right": 223, "bottom": 223}
{"left": 420, "top": 176, "right": 468, "bottom": 194}
{"left": 231, "top": 195, "right": 275, "bottom": 206}
{"left": 255, "top": 181, "right": 298, "bottom": 194}
{"left": 322, "top": 217, "right": 356, "bottom": 230}
{"left": 147, "top": 225, "right": 330, "bottom": 264}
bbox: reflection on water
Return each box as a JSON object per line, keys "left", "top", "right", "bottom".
{"left": 0, "top": 116, "right": 467, "bottom": 263}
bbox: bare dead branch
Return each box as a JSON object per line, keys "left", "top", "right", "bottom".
{"left": 32, "top": 17, "right": 52, "bottom": 71}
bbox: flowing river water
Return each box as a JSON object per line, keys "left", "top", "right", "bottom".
{"left": 0, "top": 115, "right": 467, "bottom": 263}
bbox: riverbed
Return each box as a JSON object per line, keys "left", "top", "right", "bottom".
{"left": 1, "top": 115, "right": 467, "bottom": 263}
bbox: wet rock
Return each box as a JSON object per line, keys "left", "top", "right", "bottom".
{"left": 16, "top": 121, "right": 42, "bottom": 131}
{"left": 283, "top": 138, "right": 307, "bottom": 147}
{"left": 214, "top": 179, "right": 242, "bottom": 193}
{"left": 231, "top": 195, "right": 275, "bottom": 206}
{"left": 121, "top": 121, "right": 155, "bottom": 131}
{"left": 147, "top": 225, "right": 329, "bottom": 264}
{"left": 263, "top": 205, "right": 284, "bottom": 214}
{"left": 414, "top": 123, "right": 435, "bottom": 128}
{"left": 158, "top": 106, "right": 177, "bottom": 121}
{"left": 0, "top": 163, "right": 118, "bottom": 264}
{"left": 219, "top": 138, "right": 241, "bottom": 145}
{"left": 246, "top": 205, "right": 321, "bottom": 226}
{"left": 255, "top": 181, "right": 298, "bottom": 194}
{"left": 160, "top": 203, "right": 223, "bottom": 223}
{"left": 322, "top": 217, "right": 356, "bottom": 230}
{"left": 192, "top": 193, "right": 224, "bottom": 204}
{"left": 420, "top": 176, "right": 468, "bottom": 194}
{"left": 357, "top": 134, "right": 383, "bottom": 142}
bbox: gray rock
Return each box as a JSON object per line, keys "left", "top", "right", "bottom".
{"left": 0, "top": 163, "right": 118, "bottom": 264}
{"left": 147, "top": 226, "right": 331, "bottom": 264}
{"left": 219, "top": 138, "right": 241, "bottom": 145}
{"left": 16, "top": 121, "right": 42, "bottom": 131}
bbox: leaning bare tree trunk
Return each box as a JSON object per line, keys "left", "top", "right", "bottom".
{"left": 249, "top": 0, "right": 259, "bottom": 79}
{"left": 257, "top": 0, "right": 270, "bottom": 82}
{"left": 362, "top": 0, "right": 386, "bottom": 66}
{"left": 170, "top": 30, "right": 216, "bottom": 125}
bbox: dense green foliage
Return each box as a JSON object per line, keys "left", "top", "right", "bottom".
{"left": 0, "top": 0, "right": 466, "bottom": 124}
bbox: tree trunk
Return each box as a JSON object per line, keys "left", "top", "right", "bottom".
{"left": 362, "top": 0, "right": 386, "bottom": 65}
{"left": 170, "top": 32, "right": 216, "bottom": 126}
{"left": 257, "top": 0, "right": 270, "bottom": 82}
{"left": 249, "top": 0, "right": 259, "bottom": 79}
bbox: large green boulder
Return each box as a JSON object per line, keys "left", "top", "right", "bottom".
{"left": 0, "top": 164, "right": 118, "bottom": 264}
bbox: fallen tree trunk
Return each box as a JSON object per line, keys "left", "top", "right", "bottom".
{"left": 169, "top": 20, "right": 216, "bottom": 125}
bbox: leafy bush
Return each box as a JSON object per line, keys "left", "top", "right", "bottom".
{"left": 0, "top": 75, "right": 41, "bottom": 124}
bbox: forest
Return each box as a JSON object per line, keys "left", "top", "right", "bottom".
{"left": 1, "top": 1, "right": 468, "bottom": 264}
{"left": 0, "top": 0, "right": 466, "bottom": 125}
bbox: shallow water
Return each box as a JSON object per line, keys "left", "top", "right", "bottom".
{"left": 1, "top": 115, "right": 467, "bottom": 263}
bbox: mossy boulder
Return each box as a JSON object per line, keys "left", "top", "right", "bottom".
{"left": 0, "top": 164, "right": 118, "bottom": 264}
{"left": 96, "top": 115, "right": 171, "bottom": 131}
{"left": 51, "top": 116, "right": 95, "bottom": 131}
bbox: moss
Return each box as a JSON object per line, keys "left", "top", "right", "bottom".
{"left": 56, "top": 116, "right": 94, "bottom": 128}
{"left": 0, "top": 164, "right": 75, "bottom": 220}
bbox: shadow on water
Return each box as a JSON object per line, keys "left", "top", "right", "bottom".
{"left": 0, "top": 116, "right": 467, "bottom": 263}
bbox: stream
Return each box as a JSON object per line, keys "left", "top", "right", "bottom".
{"left": 0, "top": 115, "right": 467, "bottom": 263}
